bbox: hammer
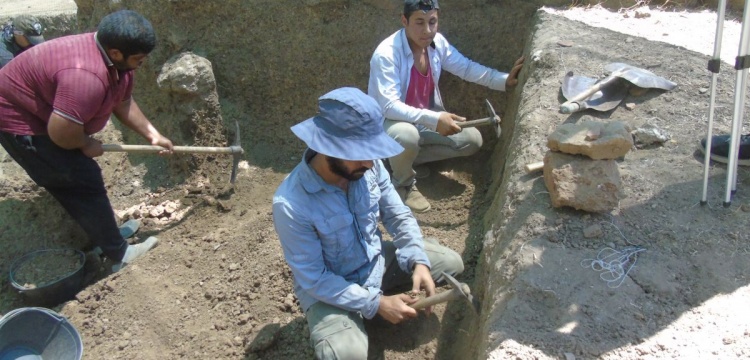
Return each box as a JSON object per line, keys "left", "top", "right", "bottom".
{"left": 456, "top": 99, "right": 502, "bottom": 138}
{"left": 409, "top": 272, "right": 479, "bottom": 314}
{"left": 102, "top": 120, "right": 244, "bottom": 184}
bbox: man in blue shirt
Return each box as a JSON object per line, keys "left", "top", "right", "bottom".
{"left": 273, "top": 87, "right": 464, "bottom": 359}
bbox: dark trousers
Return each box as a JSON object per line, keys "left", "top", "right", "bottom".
{"left": 0, "top": 131, "right": 127, "bottom": 261}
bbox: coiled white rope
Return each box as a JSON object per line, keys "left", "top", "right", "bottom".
{"left": 581, "top": 246, "right": 646, "bottom": 288}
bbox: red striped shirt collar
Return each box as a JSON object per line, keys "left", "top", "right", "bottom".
{"left": 93, "top": 32, "right": 119, "bottom": 83}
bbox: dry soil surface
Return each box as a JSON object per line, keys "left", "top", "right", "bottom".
{"left": 0, "top": 3, "right": 749, "bottom": 360}
{"left": 474, "top": 6, "right": 750, "bottom": 360}
{"left": 0, "top": 0, "right": 76, "bottom": 17}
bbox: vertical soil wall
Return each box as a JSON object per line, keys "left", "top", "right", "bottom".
{"left": 74, "top": 0, "right": 541, "bottom": 170}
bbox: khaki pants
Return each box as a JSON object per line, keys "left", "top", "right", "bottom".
{"left": 384, "top": 119, "right": 482, "bottom": 188}
{"left": 305, "top": 239, "right": 464, "bottom": 360}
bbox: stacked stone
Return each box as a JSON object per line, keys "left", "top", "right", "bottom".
{"left": 543, "top": 119, "right": 633, "bottom": 212}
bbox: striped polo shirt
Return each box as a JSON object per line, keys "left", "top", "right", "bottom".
{"left": 0, "top": 32, "right": 134, "bottom": 135}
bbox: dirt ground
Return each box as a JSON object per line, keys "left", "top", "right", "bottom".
{"left": 468, "top": 6, "right": 750, "bottom": 360}
{"left": 1, "top": 2, "right": 750, "bottom": 360}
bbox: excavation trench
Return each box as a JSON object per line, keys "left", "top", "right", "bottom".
{"left": 1, "top": 1, "right": 740, "bottom": 359}
{"left": 1, "top": 2, "right": 530, "bottom": 356}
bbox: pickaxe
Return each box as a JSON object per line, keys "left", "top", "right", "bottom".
{"left": 102, "top": 120, "right": 244, "bottom": 184}
{"left": 456, "top": 99, "right": 502, "bottom": 138}
{"left": 409, "top": 271, "right": 480, "bottom": 314}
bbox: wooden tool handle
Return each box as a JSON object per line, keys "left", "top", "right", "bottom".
{"left": 458, "top": 117, "right": 494, "bottom": 128}
{"left": 525, "top": 161, "right": 544, "bottom": 173}
{"left": 102, "top": 144, "right": 243, "bottom": 154}
{"left": 560, "top": 74, "right": 620, "bottom": 114}
{"left": 409, "top": 283, "right": 470, "bottom": 310}
{"left": 559, "top": 102, "right": 583, "bottom": 114}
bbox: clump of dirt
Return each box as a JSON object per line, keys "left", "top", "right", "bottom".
{"left": 12, "top": 249, "right": 82, "bottom": 289}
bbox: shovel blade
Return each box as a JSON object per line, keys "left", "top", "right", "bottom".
{"left": 562, "top": 72, "right": 628, "bottom": 112}
{"left": 562, "top": 72, "right": 596, "bottom": 101}
{"left": 604, "top": 62, "right": 677, "bottom": 91}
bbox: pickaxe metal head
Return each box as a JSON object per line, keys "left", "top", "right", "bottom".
{"left": 456, "top": 99, "right": 502, "bottom": 139}
{"left": 484, "top": 99, "right": 502, "bottom": 139}
{"left": 441, "top": 271, "right": 480, "bottom": 315}
{"left": 409, "top": 271, "right": 480, "bottom": 314}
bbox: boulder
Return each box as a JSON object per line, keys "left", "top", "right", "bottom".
{"left": 547, "top": 119, "right": 633, "bottom": 159}
{"left": 543, "top": 151, "right": 624, "bottom": 213}
{"left": 157, "top": 52, "right": 216, "bottom": 98}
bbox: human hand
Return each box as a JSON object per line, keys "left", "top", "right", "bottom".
{"left": 506, "top": 56, "right": 525, "bottom": 87}
{"left": 411, "top": 264, "right": 436, "bottom": 315}
{"left": 150, "top": 134, "right": 174, "bottom": 155}
{"left": 80, "top": 137, "right": 103, "bottom": 158}
{"left": 377, "top": 293, "right": 418, "bottom": 324}
{"left": 436, "top": 112, "right": 463, "bottom": 136}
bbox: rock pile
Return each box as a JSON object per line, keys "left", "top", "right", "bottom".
{"left": 116, "top": 199, "right": 189, "bottom": 226}
{"left": 543, "top": 119, "right": 633, "bottom": 212}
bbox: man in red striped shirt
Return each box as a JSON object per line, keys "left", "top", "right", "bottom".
{"left": 0, "top": 10, "right": 172, "bottom": 272}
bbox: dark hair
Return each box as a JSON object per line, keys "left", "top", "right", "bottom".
{"left": 96, "top": 10, "right": 156, "bottom": 58}
{"left": 403, "top": 0, "right": 440, "bottom": 20}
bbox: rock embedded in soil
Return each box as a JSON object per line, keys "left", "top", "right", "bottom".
{"left": 157, "top": 52, "right": 216, "bottom": 98}
{"left": 583, "top": 224, "right": 604, "bottom": 238}
{"left": 246, "top": 323, "right": 281, "bottom": 353}
{"left": 631, "top": 123, "right": 670, "bottom": 148}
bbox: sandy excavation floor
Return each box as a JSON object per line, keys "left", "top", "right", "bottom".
{"left": 1, "top": 2, "right": 749, "bottom": 360}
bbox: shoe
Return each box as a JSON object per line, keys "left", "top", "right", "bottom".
{"left": 91, "top": 246, "right": 104, "bottom": 256}
{"left": 118, "top": 219, "right": 141, "bottom": 239}
{"left": 111, "top": 236, "right": 159, "bottom": 272}
{"left": 414, "top": 165, "right": 431, "bottom": 179}
{"left": 699, "top": 134, "right": 750, "bottom": 166}
{"left": 396, "top": 185, "right": 431, "bottom": 213}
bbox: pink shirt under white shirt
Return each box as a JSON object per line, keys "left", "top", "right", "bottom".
{"left": 404, "top": 58, "right": 434, "bottom": 110}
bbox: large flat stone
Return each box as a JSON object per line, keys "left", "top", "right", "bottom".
{"left": 547, "top": 119, "right": 633, "bottom": 159}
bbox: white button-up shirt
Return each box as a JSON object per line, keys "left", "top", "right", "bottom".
{"left": 368, "top": 29, "right": 509, "bottom": 131}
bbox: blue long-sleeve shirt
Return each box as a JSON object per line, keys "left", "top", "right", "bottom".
{"left": 272, "top": 150, "right": 430, "bottom": 319}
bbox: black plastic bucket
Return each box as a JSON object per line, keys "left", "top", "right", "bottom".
{"left": 9, "top": 249, "right": 86, "bottom": 307}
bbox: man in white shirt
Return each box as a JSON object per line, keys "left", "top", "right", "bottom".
{"left": 368, "top": 0, "right": 523, "bottom": 213}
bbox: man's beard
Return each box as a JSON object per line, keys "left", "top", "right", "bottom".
{"left": 112, "top": 58, "right": 135, "bottom": 71}
{"left": 327, "top": 157, "right": 368, "bottom": 181}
